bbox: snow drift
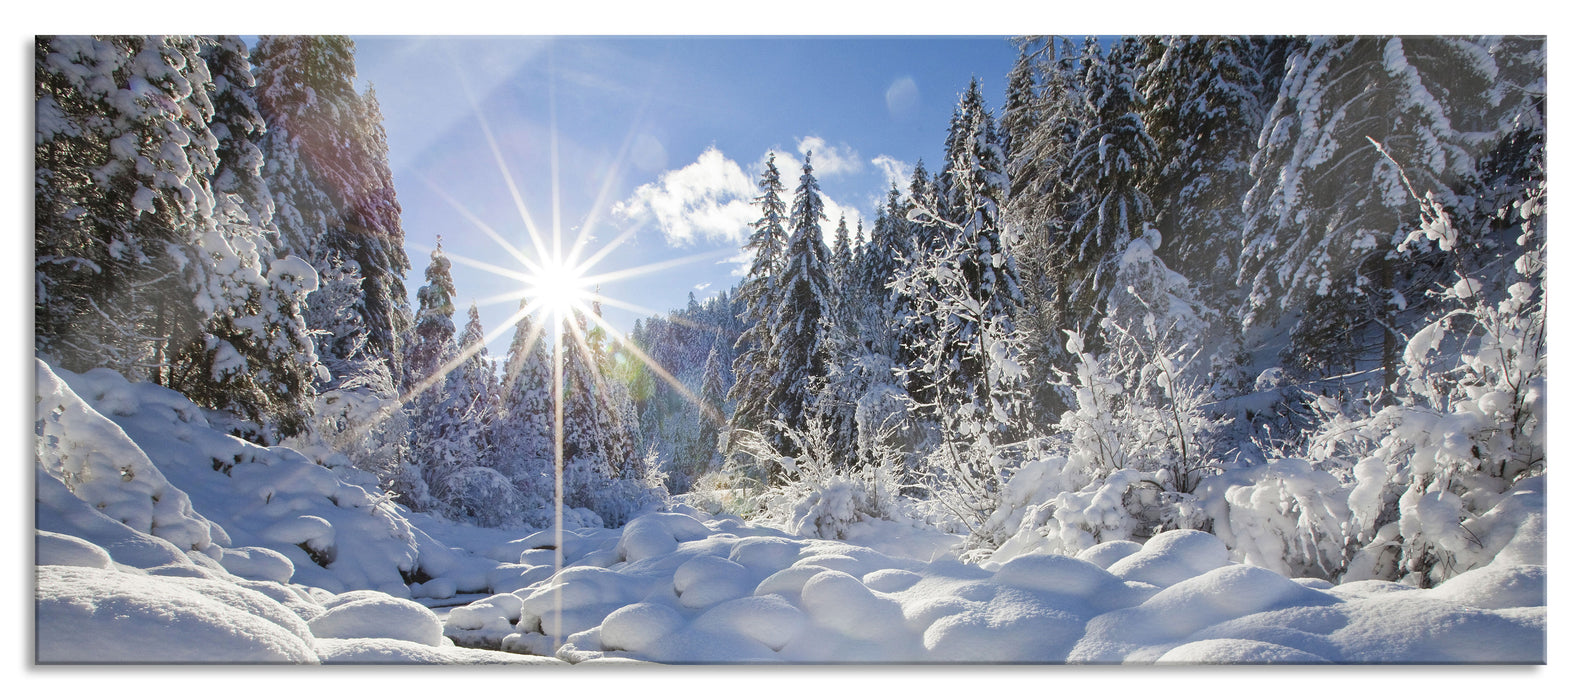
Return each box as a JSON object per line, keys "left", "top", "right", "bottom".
{"left": 33, "top": 360, "right": 1544, "bottom": 664}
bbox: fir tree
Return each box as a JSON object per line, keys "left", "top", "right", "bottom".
{"left": 726, "top": 153, "right": 789, "bottom": 454}
{"left": 494, "top": 300, "right": 556, "bottom": 524}
{"left": 36, "top": 35, "right": 219, "bottom": 381}
{"left": 1061, "top": 37, "right": 1160, "bottom": 342}
{"left": 253, "top": 35, "right": 411, "bottom": 376}
{"left": 1238, "top": 36, "right": 1497, "bottom": 388}
{"left": 1137, "top": 36, "right": 1284, "bottom": 315}
{"left": 899, "top": 80, "right": 1031, "bottom": 447}
{"left": 766, "top": 151, "right": 836, "bottom": 471}
{"left": 401, "top": 239, "right": 462, "bottom": 510}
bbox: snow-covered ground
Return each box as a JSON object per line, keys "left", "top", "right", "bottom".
{"left": 29, "top": 359, "right": 1552, "bottom": 672}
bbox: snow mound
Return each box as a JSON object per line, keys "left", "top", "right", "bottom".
{"left": 673, "top": 555, "right": 754, "bottom": 608}
{"left": 1155, "top": 638, "right": 1331, "bottom": 664}
{"left": 37, "top": 565, "right": 318, "bottom": 663}
{"left": 1071, "top": 564, "right": 1341, "bottom": 662}
{"left": 315, "top": 638, "right": 563, "bottom": 664}
{"left": 1076, "top": 540, "right": 1142, "bottom": 568}
{"left": 219, "top": 546, "right": 295, "bottom": 583}
{"left": 800, "top": 569, "right": 905, "bottom": 641}
{"left": 34, "top": 361, "right": 515, "bottom": 598}
{"left": 36, "top": 530, "right": 112, "bottom": 569}
{"left": 1106, "top": 529, "right": 1231, "bottom": 587}
{"left": 1426, "top": 562, "right": 1545, "bottom": 609}
{"left": 308, "top": 592, "right": 444, "bottom": 645}
{"left": 691, "top": 594, "right": 807, "bottom": 652}
{"left": 443, "top": 592, "right": 525, "bottom": 648}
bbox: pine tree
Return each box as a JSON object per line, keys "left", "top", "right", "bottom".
{"left": 765, "top": 151, "right": 835, "bottom": 472}
{"left": 831, "top": 213, "right": 853, "bottom": 294}
{"left": 726, "top": 153, "right": 789, "bottom": 454}
{"left": 561, "top": 305, "right": 645, "bottom": 524}
{"left": 401, "top": 239, "right": 462, "bottom": 510}
{"left": 1002, "top": 46, "right": 1041, "bottom": 201}
{"left": 452, "top": 302, "right": 500, "bottom": 447}
{"left": 1238, "top": 36, "right": 1497, "bottom": 388}
{"left": 176, "top": 35, "right": 323, "bottom": 440}
{"left": 36, "top": 35, "right": 219, "bottom": 380}
{"left": 1137, "top": 36, "right": 1288, "bottom": 317}
{"left": 1061, "top": 37, "right": 1161, "bottom": 342}
{"left": 495, "top": 300, "right": 556, "bottom": 524}
{"left": 253, "top": 35, "right": 410, "bottom": 378}
{"left": 695, "top": 330, "right": 731, "bottom": 474}
{"left": 899, "top": 80, "right": 1031, "bottom": 447}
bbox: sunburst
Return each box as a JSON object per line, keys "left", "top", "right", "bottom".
{"left": 390, "top": 45, "right": 740, "bottom": 647}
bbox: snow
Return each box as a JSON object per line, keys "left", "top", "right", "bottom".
{"left": 31, "top": 359, "right": 1546, "bottom": 665}
{"left": 308, "top": 593, "right": 445, "bottom": 645}
{"left": 37, "top": 565, "right": 318, "bottom": 663}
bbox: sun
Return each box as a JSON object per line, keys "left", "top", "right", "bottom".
{"left": 526, "top": 256, "right": 592, "bottom": 326}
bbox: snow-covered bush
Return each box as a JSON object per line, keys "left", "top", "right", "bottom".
{"left": 983, "top": 234, "right": 1231, "bottom": 562}
{"left": 1336, "top": 177, "right": 1545, "bottom": 586}
{"left": 1218, "top": 458, "right": 1351, "bottom": 579}
{"left": 721, "top": 413, "right": 908, "bottom": 540}
{"left": 1236, "top": 165, "right": 1547, "bottom": 586}
{"left": 438, "top": 467, "right": 524, "bottom": 528}
{"left": 285, "top": 358, "right": 415, "bottom": 505}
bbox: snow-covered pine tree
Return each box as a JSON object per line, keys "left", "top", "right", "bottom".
{"left": 1001, "top": 45, "right": 1040, "bottom": 203}
{"left": 695, "top": 330, "right": 732, "bottom": 475}
{"left": 174, "top": 35, "right": 324, "bottom": 440}
{"left": 856, "top": 189, "right": 907, "bottom": 357}
{"left": 894, "top": 81, "right": 1032, "bottom": 545}
{"left": 830, "top": 213, "right": 853, "bottom": 298}
{"left": 1002, "top": 37, "right": 1090, "bottom": 410}
{"left": 494, "top": 299, "right": 556, "bottom": 525}
{"left": 401, "top": 239, "right": 463, "bottom": 511}
{"left": 893, "top": 160, "right": 946, "bottom": 413}
{"left": 726, "top": 153, "right": 789, "bottom": 458}
{"left": 34, "top": 35, "right": 319, "bottom": 441}
{"left": 561, "top": 305, "right": 649, "bottom": 525}
{"left": 35, "top": 36, "right": 218, "bottom": 381}
{"left": 1060, "top": 36, "right": 1161, "bottom": 345}
{"left": 450, "top": 302, "right": 500, "bottom": 454}
{"left": 252, "top": 35, "right": 410, "bottom": 380}
{"left": 1008, "top": 36, "right": 1087, "bottom": 230}
{"left": 203, "top": 35, "right": 275, "bottom": 236}
{"left": 766, "top": 151, "right": 836, "bottom": 473}
{"left": 1137, "top": 36, "right": 1283, "bottom": 316}
{"left": 1237, "top": 36, "right": 1497, "bottom": 391}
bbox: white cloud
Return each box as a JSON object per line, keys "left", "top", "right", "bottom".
{"left": 871, "top": 154, "right": 910, "bottom": 190}
{"left": 796, "top": 136, "right": 864, "bottom": 178}
{"left": 693, "top": 282, "right": 712, "bottom": 291}
{"left": 820, "top": 194, "right": 865, "bottom": 249}
{"left": 613, "top": 147, "right": 759, "bottom": 247}
{"left": 716, "top": 248, "right": 753, "bottom": 277}
{"left": 618, "top": 144, "right": 870, "bottom": 267}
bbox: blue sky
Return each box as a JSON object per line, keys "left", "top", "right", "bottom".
{"left": 348, "top": 36, "right": 1018, "bottom": 358}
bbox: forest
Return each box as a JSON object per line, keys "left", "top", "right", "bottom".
{"left": 32, "top": 35, "right": 1547, "bottom": 665}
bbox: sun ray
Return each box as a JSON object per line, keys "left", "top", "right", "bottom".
{"left": 446, "top": 47, "right": 553, "bottom": 266}
{"left": 473, "top": 286, "right": 546, "bottom": 309}
{"left": 580, "top": 290, "right": 673, "bottom": 322}
{"left": 418, "top": 174, "right": 540, "bottom": 276}
{"left": 551, "top": 312, "right": 566, "bottom": 649}
{"left": 548, "top": 60, "right": 563, "bottom": 266}
{"left": 568, "top": 219, "right": 644, "bottom": 278}
{"left": 410, "top": 242, "right": 541, "bottom": 286}
{"left": 580, "top": 247, "right": 740, "bottom": 288}
{"left": 564, "top": 96, "right": 654, "bottom": 267}
{"left": 573, "top": 301, "right": 727, "bottom": 426}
